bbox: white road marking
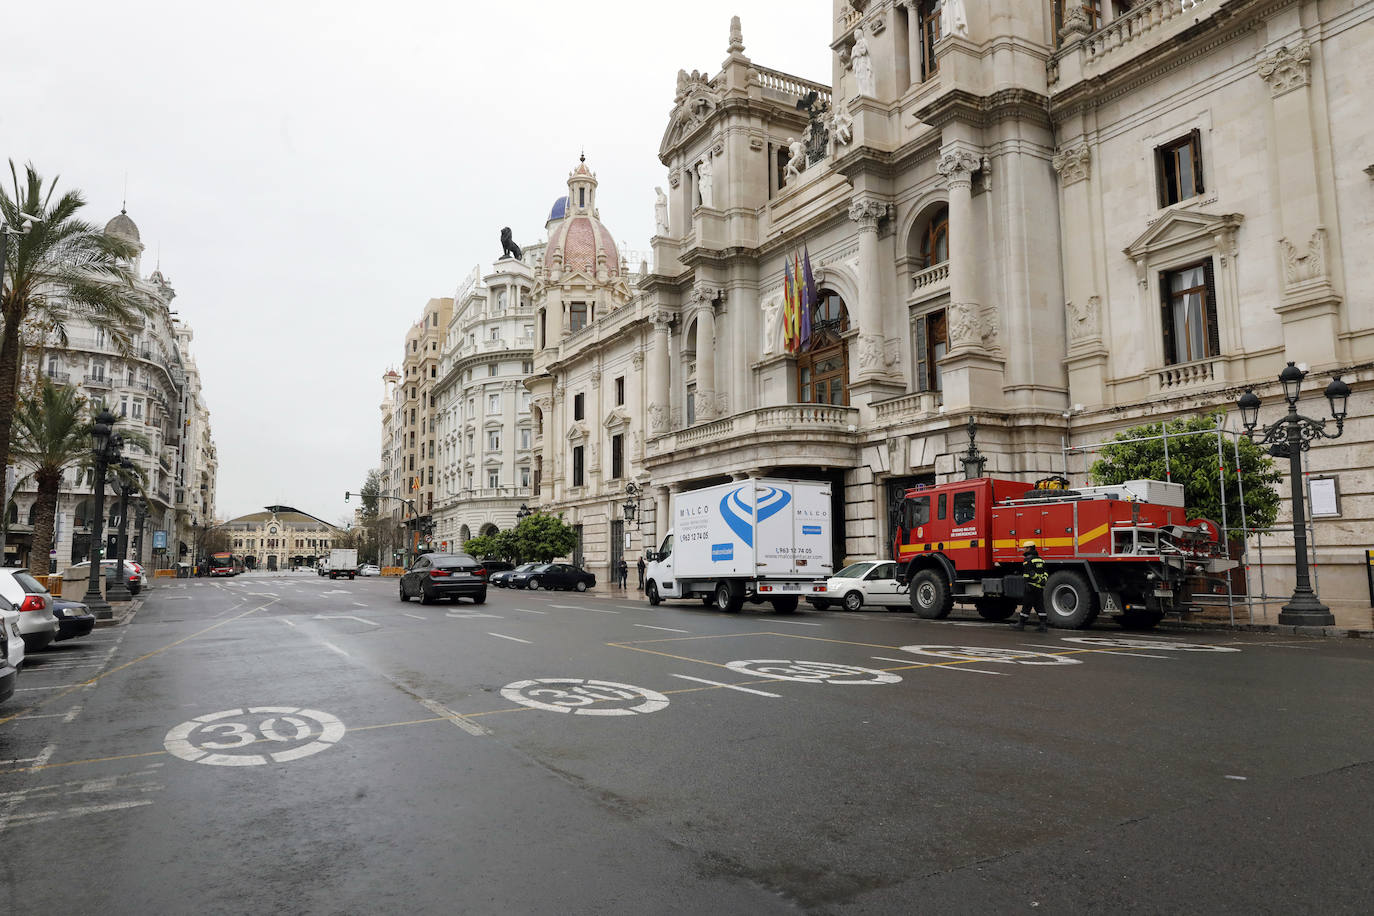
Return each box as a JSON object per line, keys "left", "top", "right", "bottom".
{"left": 20, "top": 663, "right": 106, "bottom": 670}
{"left": 769, "top": 619, "right": 822, "bottom": 627}
{"left": 63, "top": 705, "right": 83, "bottom": 723}
{"left": 313, "top": 615, "right": 379, "bottom": 627}
{"left": 635, "top": 624, "right": 691, "bottom": 633}
{"left": 670, "top": 674, "right": 780, "bottom": 697}
{"left": 514, "top": 608, "right": 547, "bottom": 615}
{"left": 16, "top": 684, "right": 85, "bottom": 691}
{"left": 872, "top": 655, "right": 1010, "bottom": 676}
{"left": 1225, "top": 774, "right": 1248, "bottom": 780}
{"left": 615, "top": 604, "right": 648, "bottom": 610}
{"left": 352, "top": 603, "right": 369, "bottom": 608}
{"left": 1020, "top": 642, "right": 1170, "bottom": 659}
{"left": 487, "top": 632, "right": 531, "bottom": 644}
{"left": 278, "top": 619, "right": 297, "bottom": 628}
{"left": 4, "top": 799, "right": 154, "bottom": 827}
{"left": 322, "top": 641, "right": 351, "bottom": 658}
{"left": 0, "top": 745, "right": 54, "bottom": 830}
{"left": 417, "top": 698, "right": 488, "bottom": 736}
{"left": 162, "top": 596, "right": 190, "bottom": 601}
{"left": 403, "top": 613, "right": 426, "bottom": 620}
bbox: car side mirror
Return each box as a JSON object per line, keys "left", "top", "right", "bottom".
{"left": 646, "top": 551, "right": 658, "bottom": 562}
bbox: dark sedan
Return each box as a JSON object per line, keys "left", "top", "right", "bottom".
{"left": 398, "top": 553, "right": 487, "bottom": 605}
{"left": 50, "top": 598, "right": 96, "bottom": 642}
{"left": 491, "top": 562, "right": 540, "bottom": 588}
{"left": 511, "top": 563, "right": 596, "bottom": 592}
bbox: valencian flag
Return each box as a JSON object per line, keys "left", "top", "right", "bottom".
{"left": 782, "top": 257, "right": 796, "bottom": 353}
{"left": 801, "top": 246, "right": 816, "bottom": 351}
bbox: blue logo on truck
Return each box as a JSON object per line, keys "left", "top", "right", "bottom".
{"left": 712, "top": 543, "right": 734, "bottom": 562}
{"left": 719, "top": 486, "right": 792, "bottom": 547}
{"left": 801, "top": 525, "right": 821, "bottom": 535}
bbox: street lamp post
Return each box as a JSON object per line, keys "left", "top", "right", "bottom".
{"left": 107, "top": 458, "right": 137, "bottom": 602}
{"left": 516, "top": 503, "right": 533, "bottom": 521}
{"left": 1237, "top": 361, "right": 1351, "bottom": 628}
{"left": 959, "top": 416, "right": 987, "bottom": 480}
{"left": 622, "top": 482, "right": 642, "bottom": 527}
{"left": 82, "top": 414, "right": 120, "bottom": 618}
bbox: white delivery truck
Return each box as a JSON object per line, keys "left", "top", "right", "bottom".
{"left": 326, "top": 548, "right": 358, "bottom": 580}
{"left": 644, "top": 478, "right": 833, "bottom": 613}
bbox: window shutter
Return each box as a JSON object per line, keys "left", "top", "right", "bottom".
{"left": 1190, "top": 128, "right": 1204, "bottom": 195}
{"left": 1202, "top": 257, "right": 1220, "bottom": 358}
{"left": 1159, "top": 275, "right": 1175, "bottom": 366}
{"left": 915, "top": 315, "right": 929, "bottom": 391}
{"left": 1155, "top": 145, "right": 1169, "bottom": 209}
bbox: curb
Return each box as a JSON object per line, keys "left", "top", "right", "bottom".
{"left": 1156, "top": 618, "right": 1374, "bottom": 639}
{"left": 94, "top": 596, "right": 143, "bottom": 628}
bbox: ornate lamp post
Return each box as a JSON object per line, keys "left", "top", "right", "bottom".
{"left": 959, "top": 416, "right": 987, "bottom": 480}
{"left": 622, "top": 482, "right": 642, "bottom": 527}
{"left": 1237, "top": 361, "right": 1351, "bottom": 627}
{"left": 515, "top": 503, "right": 533, "bottom": 521}
{"left": 82, "top": 413, "right": 120, "bottom": 617}
{"left": 106, "top": 458, "right": 136, "bottom": 602}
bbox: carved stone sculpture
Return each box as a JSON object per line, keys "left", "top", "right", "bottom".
{"left": 762, "top": 297, "right": 782, "bottom": 355}
{"left": 654, "top": 187, "right": 669, "bottom": 235}
{"left": 852, "top": 26, "right": 875, "bottom": 97}
{"left": 1257, "top": 42, "right": 1312, "bottom": 97}
{"left": 695, "top": 156, "right": 714, "bottom": 208}
{"left": 649, "top": 403, "right": 668, "bottom": 433}
{"left": 1065, "top": 297, "right": 1101, "bottom": 342}
{"left": 785, "top": 138, "right": 805, "bottom": 182}
{"left": 1052, "top": 145, "right": 1092, "bottom": 186}
{"left": 499, "top": 227, "right": 522, "bottom": 260}
{"left": 942, "top": 0, "right": 968, "bottom": 38}
{"left": 829, "top": 107, "right": 853, "bottom": 153}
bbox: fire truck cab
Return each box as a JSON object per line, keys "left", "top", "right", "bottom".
{"left": 893, "top": 476, "right": 1233, "bottom": 629}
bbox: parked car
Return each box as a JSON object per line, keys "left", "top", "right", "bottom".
{"left": 68, "top": 560, "right": 143, "bottom": 595}
{"left": 0, "top": 568, "right": 59, "bottom": 651}
{"left": 358, "top": 564, "right": 380, "bottom": 577}
{"left": 511, "top": 562, "right": 596, "bottom": 592}
{"left": 808, "top": 560, "right": 907, "bottom": 612}
{"left": 0, "top": 598, "right": 17, "bottom": 704}
{"left": 398, "top": 553, "right": 488, "bottom": 605}
{"left": 50, "top": 598, "right": 97, "bottom": 642}
{"left": 491, "top": 562, "right": 540, "bottom": 588}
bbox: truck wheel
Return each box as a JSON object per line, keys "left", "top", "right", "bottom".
{"left": 1119, "top": 609, "right": 1164, "bottom": 630}
{"left": 975, "top": 599, "right": 1018, "bottom": 621}
{"left": 714, "top": 582, "right": 743, "bottom": 613}
{"left": 1044, "top": 570, "right": 1097, "bottom": 629}
{"left": 646, "top": 582, "right": 661, "bottom": 606}
{"left": 771, "top": 596, "right": 799, "bottom": 614}
{"left": 842, "top": 591, "right": 865, "bottom": 612}
{"left": 910, "top": 569, "right": 953, "bottom": 619}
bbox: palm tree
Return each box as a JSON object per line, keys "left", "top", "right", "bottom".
{"left": 12, "top": 378, "right": 90, "bottom": 579}
{"left": 13, "top": 378, "right": 151, "bottom": 579}
{"left": 0, "top": 160, "right": 151, "bottom": 489}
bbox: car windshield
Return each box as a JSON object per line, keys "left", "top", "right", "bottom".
{"left": 834, "top": 562, "right": 877, "bottom": 578}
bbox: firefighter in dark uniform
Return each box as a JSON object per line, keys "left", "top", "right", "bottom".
{"left": 1012, "top": 540, "right": 1048, "bottom": 632}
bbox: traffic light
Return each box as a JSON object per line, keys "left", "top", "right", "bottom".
{"left": 344, "top": 492, "right": 351, "bottom": 502}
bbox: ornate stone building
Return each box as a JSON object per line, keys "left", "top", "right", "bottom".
{"left": 10, "top": 207, "right": 217, "bottom": 572}
{"left": 623, "top": 3, "right": 1371, "bottom": 605}
{"left": 224, "top": 506, "right": 341, "bottom": 571}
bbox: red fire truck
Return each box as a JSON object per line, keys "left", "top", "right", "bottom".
{"left": 892, "top": 476, "right": 1234, "bottom": 629}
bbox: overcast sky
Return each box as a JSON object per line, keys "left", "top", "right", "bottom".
{"left": 7, "top": 1, "right": 831, "bottom": 526}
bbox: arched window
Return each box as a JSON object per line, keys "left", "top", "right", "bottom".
{"left": 27, "top": 502, "right": 40, "bottom": 526}
{"left": 74, "top": 499, "right": 91, "bottom": 527}
{"left": 459, "top": 524, "right": 471, "bottom": 544}
{"left": 797, "top": 290, "right": 850, "bottom": 406}
{"left": 6, "top": 501, "right": 17, "bottom": 525}
{"left": 918, "top": 206, "right": 948, "bottom": 269}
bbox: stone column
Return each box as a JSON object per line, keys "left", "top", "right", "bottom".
{"left": 647, "top": 312, "right": 672, "bottom": 437}
{"left": 694, "top": 303, "right": 717, "bottom": 422}
{"left": 1053, "top": 143, "right": 1107, "bottom": 406}
{"left": 848, "top": 196, "right": 891, "bottom": 381}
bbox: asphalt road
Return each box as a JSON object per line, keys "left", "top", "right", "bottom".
{"left": 1, "top": 572, "right": 1372, "bottom": 914}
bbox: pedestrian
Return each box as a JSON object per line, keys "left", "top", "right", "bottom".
{"left": 636, "top": 556, "right": 646, "bottom": 590}
{"left": 1011, "top": 540, "right": 1048, "bottom": 632}
{"left": 618, "top": 558, "right": 628, "bottom": 589}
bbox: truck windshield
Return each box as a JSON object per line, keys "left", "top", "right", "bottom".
{"left": 657, "top": 534, "right": 673, "bottom": 559}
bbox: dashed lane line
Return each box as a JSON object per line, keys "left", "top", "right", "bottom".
{"left": 417, "top": 698, "right": 488, "bottom": 736}
{"left": 322, "top": 641, "right": 351, "bottom": 658}
{"left": 635, "top": 624, "right": 691, "bottom": 633}
{"left": 403, "top": 613, "right": 426, "bottom": 620}
{"left": 769, "top": 619, "right": 822, "bottom": 627}
{"left": 514, "top": 608, "right": 547, "bottom": 614}
{"left": 487, "top": 633, "right": 531, "bottom": 644}
{"left": 1018, "top": 642, "right": 1172, "bottom": 659}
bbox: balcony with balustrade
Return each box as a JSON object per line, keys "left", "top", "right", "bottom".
{"left": 1051, "top": 0, "right": 1222, "bottom": 91}
{"left": 647, "top": 403, "right": 861, "bottom": 477}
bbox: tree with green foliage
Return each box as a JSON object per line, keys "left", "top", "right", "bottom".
{"left": 1, "top": 162, "right": 152, "bottom": 486}
{"left": 514, "top": 512, "right": 578, "bottom": 563}
{"left": 463, "top": 534, "right": 497, "bottom": 559}
{"left": 1088, "top": 413, "right": 1282, "bottom": 536}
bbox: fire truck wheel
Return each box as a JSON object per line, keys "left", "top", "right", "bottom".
{"left": 1118, "top": 609, "right": 1164, "bottom": 630}
{"left": 910, "top": 569, "right": 953, "bottom": 619}
{"left": 975, "top": 599, "right": 1018, "bottom": 621}
{"left": 1044, "top": 570, "right": 1097, "bottom": 629}
{"left": 714, "top": 582, "right": 744, "bottom": 613}
{"left": 646, "top": 582, "right": 662, "bottom": 606}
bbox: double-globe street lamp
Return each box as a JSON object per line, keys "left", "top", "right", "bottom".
{"left": 1236, "top": 361, "right": 1351, "bottom": 627}
{"left": 83, "top": 410, "right": 122, "bottom": 618}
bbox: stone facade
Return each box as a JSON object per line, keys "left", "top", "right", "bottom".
{"left": 224, "top": 506, "right": 340, "bottom": 571}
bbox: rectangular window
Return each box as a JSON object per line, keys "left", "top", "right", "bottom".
{"left": 953, "top": 490, "right": 977, "bottom": 524}
{"left": 522, "top": 359, "right": 533, "bottom": 373}
{"left": 488, "top": 393, "right": 500, "bottom": 415}
{"left": 569, "top": 302, "right": 588, "bottom": 333}
{"left": 573, "top": 393, "right": 584, "bottom": 421}
{"left": 1156, "top": 129, "right": 1204, "bottom": 207}
{"left": 937, "top": 493, "right": 947, "bottom": 520}
{"left": 490, "top": 328, "right": 500, "bottom": 341}
{"left": 611, "top": 433, "right": 624, "bottom": 480}
{"left": 487, "top": 469, "right": 500, "bottom": 488}
{"left": 614, "top": 376, "right": 625, "bottom": 406}
{"left": 918, "top": 0, "right": 942, "bottom": 80}
{"left": 1160, "top": 259, "right": 1218, "bottom": 365}
{"left": 686, "top": 387, "right": 695, "bottom": 426}
{"left": 520, "top": 467, "right": 531, "bottom": 487}
{"left": 572, "top": 445, "right": 584, "bottom": 487}
{"left": 913, "top": 309, "right": 948, "bottom": 392}
{"left": 488, "top": 364, "right": 497, "bottom": 377}
{"left": 519, "top": 427, "right": 531, "bottom": 449}
{"left": 487, "top": 430, "right": 500, "bottom": 451}
{"left": 132, "top": 399, "right": 143, "bottom": 419}
{"left": 119, "top": 397, "right": 128, "bottom": 416}
{"left": 904, "top": 495, "right": 931, "bottom": 528}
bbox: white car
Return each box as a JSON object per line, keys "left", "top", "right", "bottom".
{"left": 0, "top": 568, "right": 59, "bottom": 651}
{"left": 358, "top": 564, "right": 380, "bottom": 577}
{"left": 2, "top": 599, "right": 24, "bottom": 670}
{"left": 809, "top": 560, "right": 908, "bottom": 612}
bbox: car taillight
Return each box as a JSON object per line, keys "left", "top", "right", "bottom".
{"left": 473, "top": 567, "right": 487, "bottom": 578}
{"left": 429, "top": 569, "right": 451, "bottom": 578}
{"left": 20, "top": 595, "right": 46, "bottom": 612}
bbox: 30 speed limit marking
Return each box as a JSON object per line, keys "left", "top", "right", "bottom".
{"left": 723, "top": 660, "right": 902, "bottom": 684}
{"left": 500, "top": 678, "right": 670, "bottom": 716}
{"left": 164, "top": 707, "right": 345, "bottom": 766}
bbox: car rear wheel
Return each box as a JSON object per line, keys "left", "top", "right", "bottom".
{"left": 647, "top": 582, "right": 661, "bottom": 605}
{"left": 843, "top": 590, "right": 865, "bottom": 612}
{"left": 420, "top": 587, "right": 434, "bottom": 605}
{"left": 575, "top": 580, "right": 588, "bottom": 592}
{"left": 472, "top": 592, "right": 487, "bottom": 605}
{"left": 528, "top": 577, "right": 541, "bottom": 590}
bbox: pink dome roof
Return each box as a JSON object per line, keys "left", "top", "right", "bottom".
{"left": 548, "top": 214, "right": 619, "bottom": 277}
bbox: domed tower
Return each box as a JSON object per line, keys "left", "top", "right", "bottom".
{"left": 104, "top": 208, "right": 145, "bottom": 273}
{"left": 542, "top": 155, "right": 620, "bottom": 287}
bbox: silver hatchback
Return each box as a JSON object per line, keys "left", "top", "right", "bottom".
{"left": 0, "top": 568, "right": 59, "bottom": 652}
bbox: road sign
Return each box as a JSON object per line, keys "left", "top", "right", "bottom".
{"left": 153, "top": 530, "right": 168, "bottom": 549}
